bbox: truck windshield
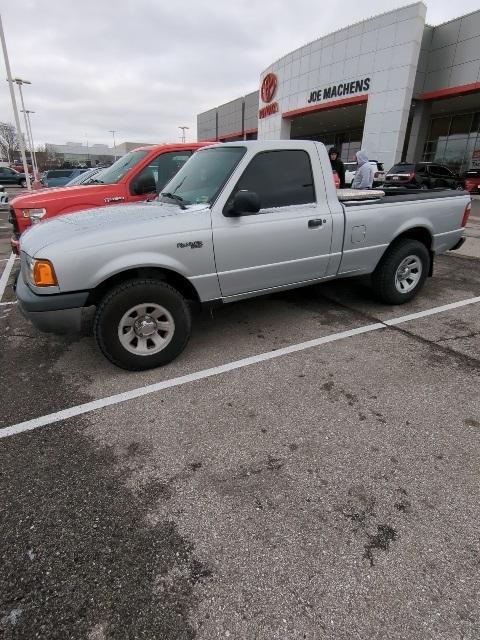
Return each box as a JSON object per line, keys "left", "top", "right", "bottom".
{"left": 160, "top": 146, "right": 247, "bottom": 205}
{"left": 93, "top": 150, "right": 149, "bottom": 185}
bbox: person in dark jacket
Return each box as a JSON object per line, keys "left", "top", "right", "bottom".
{"left": 328, "top": 147, "right": 346, "bottom": 188}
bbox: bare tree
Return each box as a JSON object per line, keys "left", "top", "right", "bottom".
{"left": 0, "top": 121, "right": 18, "bottom": 162}
{"left": 35, "top": 144, "right": 62, "bottom": 170}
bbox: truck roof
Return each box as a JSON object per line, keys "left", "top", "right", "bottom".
{"left": 132, "top": 142, "right": 208, "bottom": 152}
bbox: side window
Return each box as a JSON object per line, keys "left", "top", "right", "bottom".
{"left": 228, "top": 150, "right": 316, "bottom": 212}
{"left": 430, "top": 165, "right": 451, "bottom": 178}
{"left": 131, "top": 151, "right": 192, "bottom": 195}
{"left": 416, "top": 165, "right": 427, "bottom": 176}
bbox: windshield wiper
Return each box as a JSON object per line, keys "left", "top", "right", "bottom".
{"left": 88, "top": 178, "right": 104, "bottom": 184}
{"left": 160, "top": 192, "right": 186, "bottom": 210}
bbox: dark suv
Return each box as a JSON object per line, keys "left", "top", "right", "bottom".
{"left": 0, "top": 166, "right": 29, "bottom": 187}
{"left": 384, "top": 162, "right": 463, "bottom": 190}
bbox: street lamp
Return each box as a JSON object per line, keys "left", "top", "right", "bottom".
{"left": 12, "top": 77, "right": 36, "bottom": 174}
{"left": 109, "top": 130, "right": 117, "bottom": 160}
{"left": 179, "top": 126, "right": 189, "bottom": 143}
{"left": 0, "top": 15, "right": 31, "bottom": 189}
{"left": 20, "top": 109, "right": 38, "bottom": 174}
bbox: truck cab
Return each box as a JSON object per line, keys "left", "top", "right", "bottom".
{"left": 9, "top": 143, "right": 208, "bottom": 253}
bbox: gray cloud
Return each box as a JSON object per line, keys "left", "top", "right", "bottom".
{"left": 1, "top": 0, "right": 479, "bottom": 147}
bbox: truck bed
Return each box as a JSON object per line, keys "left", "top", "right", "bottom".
{"left": 341, "top": 189, "right": 469, "bottom": 207}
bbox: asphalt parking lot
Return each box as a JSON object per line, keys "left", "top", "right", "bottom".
{"left": 0, "top": 196, "right": 479, "bottom": 639}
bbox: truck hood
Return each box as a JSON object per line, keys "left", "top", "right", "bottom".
{"left": 10, "top": 183, "right": 114, "bottom": 209}
{"left": 20, "top": 201, "right": 210, "bottom": 256}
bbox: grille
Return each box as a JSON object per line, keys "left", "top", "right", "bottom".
{"left": 9, "top": 206, "right": 19, "bottom": 234}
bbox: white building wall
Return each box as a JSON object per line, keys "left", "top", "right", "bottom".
{"left": 258, "top": 2, "right": 427, "bottom": 168}
{"left": 421, "top": 9, "right": 480, "bottom": 94}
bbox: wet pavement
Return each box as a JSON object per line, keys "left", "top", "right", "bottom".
{"left": 0, "top": 200, "right": 479, "bottom": 639}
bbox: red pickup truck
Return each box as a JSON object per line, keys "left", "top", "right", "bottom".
{"left": 9, "top": 143, "right": 207, "bottom": 253}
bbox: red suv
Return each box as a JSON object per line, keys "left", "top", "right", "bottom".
{"left": 9, "top": 143, "right": 208, "bottom": 253}
{"left": 463, "top": 170, "right": 480, "bottom": 194}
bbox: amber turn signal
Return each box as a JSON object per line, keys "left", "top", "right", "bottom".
{"left": 33, "top": 260, "right": 58, "bottom": 286}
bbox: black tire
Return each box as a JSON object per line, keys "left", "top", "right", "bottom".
{"left": 94, "top": 279, "right": 191, "bottom": 370}
{"left": 371, "top": 239, "right": 430, "bottom": 305}
{"left": 420, "top": 183, "right": 428, "bottom": 190}
{"left": 20, "top": 179, "right": 27, "bottom": 188}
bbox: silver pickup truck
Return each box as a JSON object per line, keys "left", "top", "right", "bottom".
{"left": 16, "top": 140, "right": 470, "bottom": 370}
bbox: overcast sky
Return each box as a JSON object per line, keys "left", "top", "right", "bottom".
{"left": 0, "top": 0, "right": 479, "bottom": 148}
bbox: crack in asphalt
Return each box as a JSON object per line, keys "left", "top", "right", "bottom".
{"left": 436, "top": 331, "right": 480, "bottom": 343}
{"left": 319, "top": 291, "right": 480, "bottom": 370}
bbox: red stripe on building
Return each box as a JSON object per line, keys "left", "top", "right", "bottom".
{"left": 419, "top": 82, "right": 480, "bottom": 101}
{"left": 283, "top": 94, "right": 368, "bottom": 119}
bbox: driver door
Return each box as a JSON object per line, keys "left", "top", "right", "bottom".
{"left": 0, "top": 168, "right": 14, "bottom": 184}
{"left": 212, "top": 148, "right": 333, "bottom": 297}
{"left": 128, "top": 151, "right": 192, "bottom": 201}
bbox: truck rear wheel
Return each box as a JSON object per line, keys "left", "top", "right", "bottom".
{"left": 94, "top": 279, "right": 191, "bottom": 370}
{"left": 371, "top": 239, "right": 430, "bottom": 304}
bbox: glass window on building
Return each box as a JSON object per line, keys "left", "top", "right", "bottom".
{"left": 423, "top": 111, "right": 480, "bottom": 173}
{"left": 290, "top": 128, "right": 362, "bottom": 161}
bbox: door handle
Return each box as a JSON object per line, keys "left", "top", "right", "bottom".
{"left": 308, "top": 218, "right": 323, "bottom": 228}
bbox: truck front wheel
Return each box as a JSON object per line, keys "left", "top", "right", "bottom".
{"left": 94, "top": 279, "right": 191, "bottom": 370}
{"left": 371, "top": 239, "right": 430, "bottom": 304}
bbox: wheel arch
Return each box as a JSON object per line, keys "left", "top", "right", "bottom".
{"left": 86, "top": 266, "right": 201, "bottom": 306}
{"left": 378, "top": 226, "right": 434, "bottom": 276}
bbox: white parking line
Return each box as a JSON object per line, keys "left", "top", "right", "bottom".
{"left": 0, "top": 252, "right": 15, "bottom": 302}
{"left": 0, "top": 300, "right": 17, "bottom": 306}
{"left": 384, "top": 296, "right": 480, "bottom": 325}
{"left": 1, "top": 294, "right": 480, "bottom": 439}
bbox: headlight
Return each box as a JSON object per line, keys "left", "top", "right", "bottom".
{"left": 22, "top": 208, "right": 47, "bottom": 224}
{"left": 25, "top": 255, "right": 58, "bottom": 287}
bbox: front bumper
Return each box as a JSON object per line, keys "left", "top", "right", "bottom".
{"left": 16, "top": 272, "right": 90, "bottom": 334}
{"left": 9, "top": 206, "right": 21, "bottom": 254}
{"left": 10, "top": 233, "right": 20, "bottom": 255}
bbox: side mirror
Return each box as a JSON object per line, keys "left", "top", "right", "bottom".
{"left": 226, "top": 190, "right": 261, "bottom": 216}
{"left": 132, "top": 172, "right": 156, "bottom": 196}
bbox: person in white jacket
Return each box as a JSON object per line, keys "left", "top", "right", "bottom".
{"left": 352, "top": 150, "right": 374, "bottom": 189}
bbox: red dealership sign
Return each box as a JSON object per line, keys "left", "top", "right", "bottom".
{"left": 259, "top": 102, "right": 279, "bottom": 119}
{"left": 261, "top": 73, "right": 278, "bottom": 103}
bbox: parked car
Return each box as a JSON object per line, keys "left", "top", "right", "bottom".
{"left": 64, "top": 166, "right": 105, "bottom": 186}
{"left": 41, "top": 168, "right": 90, "bottom": 188}
{"left": 16, "top": 140, "right": 470, "bottom": 370}
{"left": 344, "top": 160, "right": 385, "bottom": 187}
{"left": 0, "top": 166, "right": 30, "bottom": 187}
{"left": 0, "top": 185, "right": 9, "bottom": 209}
{"left": 10, "top": 163, "right": 33, "bottom": 173}
{"left": 462, "top": 169, "right": 480, "bottom": 194}
{"left": 384, "top": 162, "right": 463, "bottom": 190}
{"left": 9, "top": 143, "right": 209, "bottom": 253}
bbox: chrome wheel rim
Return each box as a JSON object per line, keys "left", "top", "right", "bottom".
{"left": 395, "top": 255, "right": 422, "bottom": 294}
{"left": 118, "top": 303, "right": 175, "bottom": 356}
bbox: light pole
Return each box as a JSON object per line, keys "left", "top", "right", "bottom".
{"left": 109, "top": 130, "right": 117, "bottom": 160}
{"left": 20, "top": 109, "right": 38, "bottom": 174}
{"left": 179, "top": 126, "right": 189, "bottom": 143}
{"left": 12, "top": 78, "right": 36, "bottom": 173}
{"left": 0, "top": 14, "right": 31, "bottom": 189}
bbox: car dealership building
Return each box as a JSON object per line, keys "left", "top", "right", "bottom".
{"left": 197, "top": 2, "right": 480, "bottom": 172}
